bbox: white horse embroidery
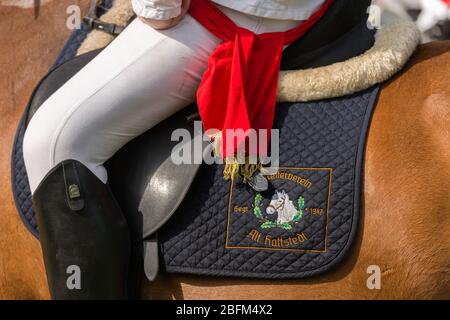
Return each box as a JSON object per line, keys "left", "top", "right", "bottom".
{"left": 266, "top": 191, "right": 298, "bottom": 225}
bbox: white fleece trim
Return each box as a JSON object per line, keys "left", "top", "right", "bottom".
{"left": 77, "top": 1, "right": 421, "bottom": 101}
{"left": 277, "top": 19, "right": 421, "bottom": 102}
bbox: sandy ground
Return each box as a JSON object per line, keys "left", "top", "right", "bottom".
{"left": 0, "top": 0, "right": 89, "bottom": 299}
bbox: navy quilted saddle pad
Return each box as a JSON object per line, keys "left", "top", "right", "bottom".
{"left": 12, "top": 5, "right": 380, "bottom": 279}
{"left": 155, "top": 88, "right": 379, "bottom": 279}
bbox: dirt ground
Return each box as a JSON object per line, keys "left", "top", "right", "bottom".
{"left": 0, "top": 0, "right": 89, "bottom": 299}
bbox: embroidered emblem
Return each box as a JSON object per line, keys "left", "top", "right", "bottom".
{"left": 226, "top": 167, "right": 333, "bottom": 252}
{"left": 253, "top": 191, "right": 305, "bottom": 230}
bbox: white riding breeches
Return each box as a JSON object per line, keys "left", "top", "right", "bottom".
{"left": 23, "top": 6, "right": 299, "bottom": 194}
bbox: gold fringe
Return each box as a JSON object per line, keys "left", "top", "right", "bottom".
{"left": 211, "top": 131, "right": 222, "bottom": 158}
{"left": 224, "top": 157, "right": 261, "bottom": 182}
{"left": 211, "top": 131, "right": 262, "bottom": 181}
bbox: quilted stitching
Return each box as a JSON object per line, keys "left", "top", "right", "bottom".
{"left": 158, "top": 88, "right": 380, "bottom": 279}
{"left": 11, "top": 115, "right": 39, "bottom": 237}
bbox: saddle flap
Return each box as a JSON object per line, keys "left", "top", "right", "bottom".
{"left": 105, "top": 105, "right": 213, "bottom": 242}
{"left": 139, "top": 140, "right": 213, "bottom": 238}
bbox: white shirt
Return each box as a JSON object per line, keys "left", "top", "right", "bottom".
{"left": 132, "top": 0, "right": 327, "bottom": 21}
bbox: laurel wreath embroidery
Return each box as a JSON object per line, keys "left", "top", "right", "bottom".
{"left": 253, "top": 192, "right": 305, "bottom": 230}
{"left": 253, "top": 193, "right": 263, "bottom": 219}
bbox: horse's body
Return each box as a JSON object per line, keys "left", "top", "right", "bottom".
{"left": 0, "top": 2, "right": 448, "bottom": 299}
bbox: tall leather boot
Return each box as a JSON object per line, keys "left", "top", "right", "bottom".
{"left": 32, "top": 159, "right": 131, "bottom": 299}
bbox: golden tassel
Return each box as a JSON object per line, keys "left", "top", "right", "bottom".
{"left": 211, "top": 131, "right": 262, "bottom": 182}
{"left": 224, "top": 157, "right": 261, "bottom": 182}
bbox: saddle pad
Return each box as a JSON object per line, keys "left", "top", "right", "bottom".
{"left": 157, "top": 86, "right": 380, "bottom": 279}
{"left": 11, "top": 48, "right": 380, "bottom": 280}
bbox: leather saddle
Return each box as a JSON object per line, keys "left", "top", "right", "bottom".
{"left": 20, "top": 0, "right": 374, "bottom": 281}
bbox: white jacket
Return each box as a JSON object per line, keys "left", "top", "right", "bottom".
{"left": 132, "top": 0, "right": 326, "bottom": 20}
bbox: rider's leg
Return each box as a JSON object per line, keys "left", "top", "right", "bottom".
{"left": 23, "top": 15, "right": 221, "bottom": 300}
{"left": 23, "top": 9, "right": 299, "bottom": 299}
{"left": 24, "top": 16, "right": 221, "bottom": 195}
{"left": 24, "top": 10, "right": 299, "bottom": 195}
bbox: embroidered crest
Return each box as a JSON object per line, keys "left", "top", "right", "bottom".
{"left": 225, "top": 168, "right": 332, "bottom": 252}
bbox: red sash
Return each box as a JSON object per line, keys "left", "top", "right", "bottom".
{"left": 189, "top": 0, "right": 334, "bottom": 161}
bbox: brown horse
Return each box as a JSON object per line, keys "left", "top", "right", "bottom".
{"left": 0, "top": 2, "right": 448, "bottom": 300}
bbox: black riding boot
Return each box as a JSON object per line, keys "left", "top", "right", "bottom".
{"left": 32, "top": 159, "right": 130, "bottom": 299}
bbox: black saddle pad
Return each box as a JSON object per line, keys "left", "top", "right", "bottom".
{"left": 153, "top": 87, "right": 379, "bottom": 279}
{"left": 12, "top": 2, "right": 380, "bottom": 279}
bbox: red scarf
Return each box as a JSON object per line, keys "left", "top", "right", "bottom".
{"left": 189, "top": 0, "right": 333, "bottom": 162}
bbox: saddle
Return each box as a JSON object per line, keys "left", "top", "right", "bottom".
{"left": 13, "top": 0, "right": 417, "bottom": 284}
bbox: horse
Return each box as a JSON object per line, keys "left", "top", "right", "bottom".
{"left": 0, "top": 1, "right": 448, "bottom": 300}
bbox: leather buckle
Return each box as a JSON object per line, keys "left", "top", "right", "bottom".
{"left": 62, "top": 162, "right": 85, "bottom": 211}
{"left": 82, "top": 18, "right": 125, "bottom": 36}
{"left": 92, "top": 20, "right": 116, "bottom": 34}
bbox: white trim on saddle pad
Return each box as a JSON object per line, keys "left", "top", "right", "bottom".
{"left": 77, "top": 0, "right": 421, "bottom": 102}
